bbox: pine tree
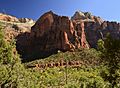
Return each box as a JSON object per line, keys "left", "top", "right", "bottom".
{"left": 98, "top": 34, "right": 120, "bottom": 88}
{"left": 0, "top": 25, "right": 14, "bottom": 64}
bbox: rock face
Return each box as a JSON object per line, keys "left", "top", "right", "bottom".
{"left": 71, "top": 11, "right": 86, "bottom": 20}
{"left": 72, "top": 11, "right": 120, "bottom": 48}
{"left": 0, "top": 13, "right": 19, "bottom": 22}
{"left": 84, "top": 21, "right": 120, "bottom": 48}
{"left": 16, "top": 11, "right": 89, "bottom": 60}
{"left": 4, "top": 25, "right": 20, "bottom": 42}
{"left": 0, "top": 13, "right": 35, "bottom": 24}
{"left": 3, "top": 10, "right": 118, "bottom": 61}
{"left": 31, "top": 11, "right": 89, "bottom": 51}
{"left": 19, "top": 18, "right": 35, "bottom": 23}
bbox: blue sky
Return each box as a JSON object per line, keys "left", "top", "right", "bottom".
{"left": 0, "top": 0, "right": 120, "bottom": 22}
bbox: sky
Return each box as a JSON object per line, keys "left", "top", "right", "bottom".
{"left": 0, "top": 0, "right": 120, "bottom": 22}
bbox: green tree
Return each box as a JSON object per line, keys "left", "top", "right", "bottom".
{"left": 97, "top": 39, "right": 105, "bottom": 52}
{"left": 0, "top": 25, "right": 20, "bottom": 65}
{"left": 98, "top": 34, "right": 120, "bottom": 88}
{"left": 0, "top": 24, "right": 40, "bottom": 88}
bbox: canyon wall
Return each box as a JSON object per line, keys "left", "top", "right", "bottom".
{"left": 16, "top": 11, "right": 89, "bottom": 60}
{"left": 72, "top": 11, "right": 120, "bottom": 48}
{"left": 1, "top": 11, "right": 120, "bottom": 60}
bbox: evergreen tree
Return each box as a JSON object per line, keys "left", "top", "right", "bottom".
{"left": 98, "top": 34, "right": 120, "bottom": 88}
{"left": 0, "top": 23, "right": 40, "bottom": 88}
{"left": 0, "top": 24, "right": 19, "bottom": 64}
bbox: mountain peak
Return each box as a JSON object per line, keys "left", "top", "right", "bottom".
{"left": 71, "top": 10, "right": 104, "bottom": 24}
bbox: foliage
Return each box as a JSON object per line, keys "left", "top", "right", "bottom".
{"left": 26, "top": 48, "right": 100, "bottom": 67}
{"left": 0, "top": 21, "right": 120, "bottom": 88}
{"left": 28, "top": 66, "right": 110, "bottom": 88}
{"left": 97, "top": 39, "right": 105, "bottom": 53}
{"left": 0, "top": 23, "right": 40, "bottom": 88}
{"left": 97, "top": 34, "right": 120, "bottom": 88}
{"left": 0, "top": 25, "right": 19, "bottom": 65}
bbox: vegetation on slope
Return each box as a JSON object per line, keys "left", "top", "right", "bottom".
{"left": 0, "top": 22, "right": 120, "bottom": 88}
{"left": 98, "top": 34, "right": 120, "bottom": 88}
{"left": 0, "top": 23, "right": 40, "bottom": 88}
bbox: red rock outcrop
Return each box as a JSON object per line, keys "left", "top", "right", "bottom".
{"left": 1, "top": 11, "right": 120, "bottom": 61}
{"left": 31, "top": 11, "right": 89, "bottom": 51}
{"left": 72, "top": 11, "right": 120, "bottom": 48}
{"left": 16, "top": 11, "right": 89, "bottom": 60}
{"left": 4, "top": 26, "right": 20, "bottom": 42}
{"left": 84, "top": 21, "right": 120, "bottom": 48}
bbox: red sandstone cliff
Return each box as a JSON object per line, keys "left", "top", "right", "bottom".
{"left": 16, "top": 11, "right": 89, "bottom": 59}
{"left": 72, "top": 11, "right": 120, "bottom": 48}
{"left": 1, "top": 11, "right": 120, "bottom": 60}
{"left": 31, "top": 11, "right": 89, "bottom": 51}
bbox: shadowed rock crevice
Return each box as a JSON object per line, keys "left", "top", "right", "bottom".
{"left": 16, "top": 32, "right": 59, "bottom": 62}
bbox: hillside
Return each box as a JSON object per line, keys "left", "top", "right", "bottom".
{"left": 0, "top": 11, "right": 120, "bottom": 88}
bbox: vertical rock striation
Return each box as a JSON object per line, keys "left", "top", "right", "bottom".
{"left": 72, "top": 11, "right": 120, "bottom": 48}
{"left": 16, "top": 11, "right": 89, "bottom": 60}
{"left": 31, "top": 11, "right": 89, "bottom": 52}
